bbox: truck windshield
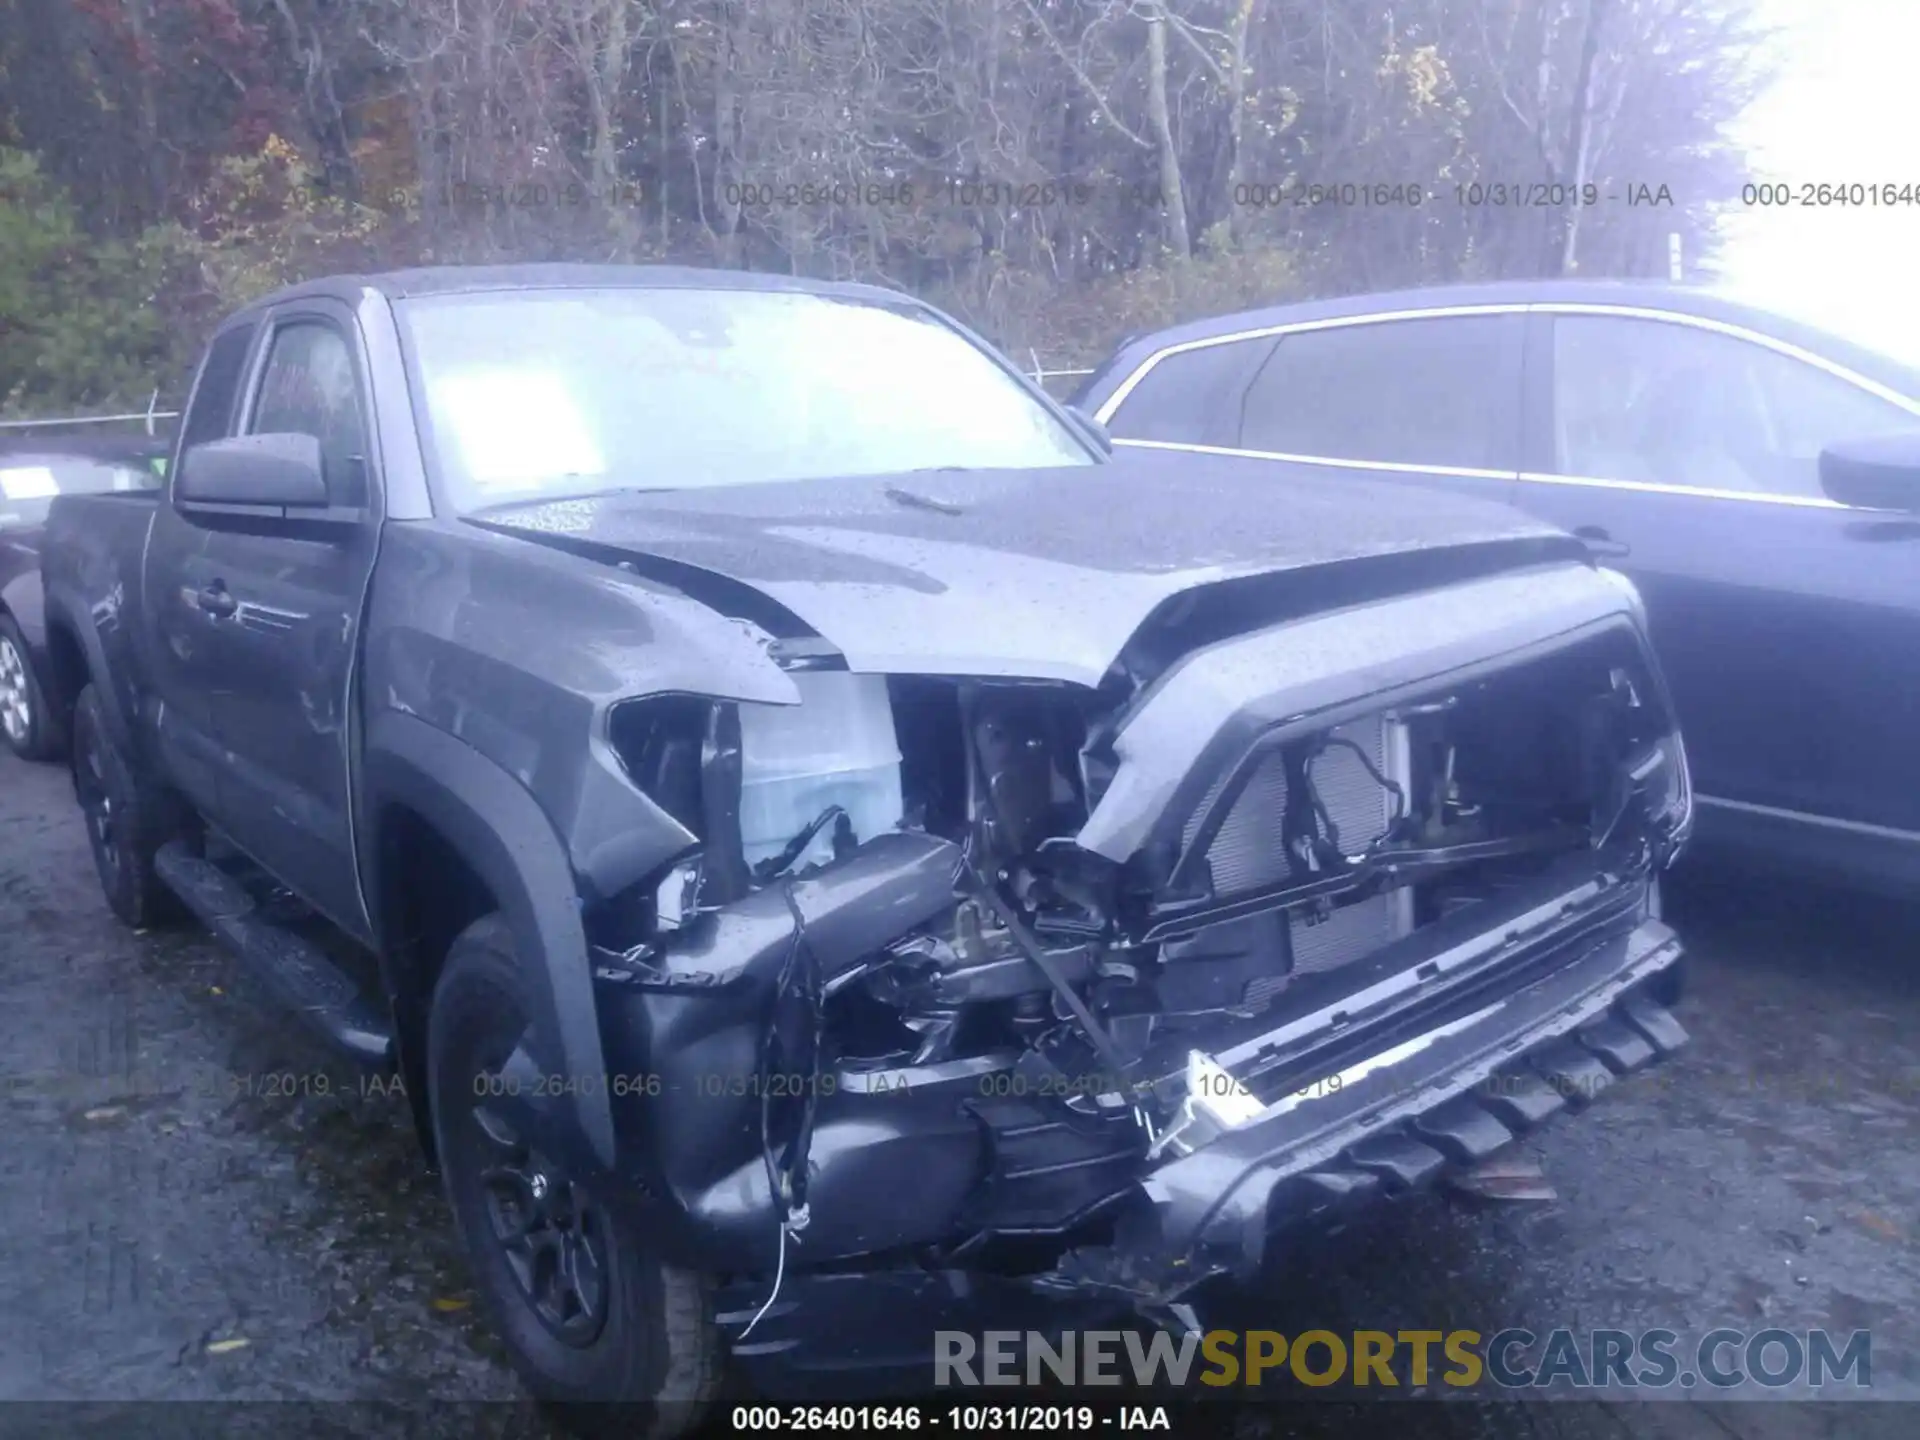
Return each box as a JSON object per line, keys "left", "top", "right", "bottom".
{"left": 397, "top": 286, "right": 1096, "bottom": 512}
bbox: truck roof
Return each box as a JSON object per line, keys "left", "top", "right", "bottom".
{"left": 229, "top": 263, "right": 918, "bottom": 321}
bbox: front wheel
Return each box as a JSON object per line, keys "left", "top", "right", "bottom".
{"left": 428, "top": 915, "right": 723, "bottom": 1439}
{"left": 71, "top": 682, "right": 189, "bottom": 928}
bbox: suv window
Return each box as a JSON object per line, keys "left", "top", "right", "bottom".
{"left": 1105, "top": 338, "right": 1277, "bottom": 445}
{"left": 1239, "top": 314, "right": 1521, "bottom": 470}
{"left": 1552, "top": 313, "right": 1918, "bottom": 500}
{"left": 249, "top": 320, "right": 369, "bottom": 505}
{"left": 178, "top": 323, "right": 257, "bottom": 451}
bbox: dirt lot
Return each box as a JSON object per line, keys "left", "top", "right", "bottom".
{"left": 4, "top": 744, "right": 1919, "bottom": 1438}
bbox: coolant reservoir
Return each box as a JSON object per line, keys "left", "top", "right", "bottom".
{"left": 737, "top": 672, "right": 905, "bottom": 871}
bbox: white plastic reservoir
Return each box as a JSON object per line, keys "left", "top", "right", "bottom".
{"left": 737, "top": 672, "right": 905, "bottom": 872}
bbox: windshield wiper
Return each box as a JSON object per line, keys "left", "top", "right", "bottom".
{"left": 883, "top": 483, "right": 965, "bottom": 516}
{"left": 472, "top": 483, "right": 681, "bottom": 513}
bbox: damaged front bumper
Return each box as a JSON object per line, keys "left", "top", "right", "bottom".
{"left": 571, "top": 558, "right": 1697, "bottom": 1394}
{"left": 709, "top": 855, "right": 1686, "bottom": 1391}
{"left": 1054, "top": 905, "right": 1683, "bottom": 1305}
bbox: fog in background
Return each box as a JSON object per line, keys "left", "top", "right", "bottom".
{"left": 1716, "top": 0, "right": 1920, "bottom": 366}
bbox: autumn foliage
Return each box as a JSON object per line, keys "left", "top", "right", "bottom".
{"left": 0, "top": 0, "right": 1774, "bottom": 413}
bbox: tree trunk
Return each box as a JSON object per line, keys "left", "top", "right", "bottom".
{"left": 1145, "top": 9, "right": 1190, "bottom": 258}
{"left": 589, "top": 84, "right": 620, "bottom": 207}
{"left": 1225, "top": 0, "right": 1261, "bottom": 244}
{"left": 120, "top": 0, "right": 167, "bottom": 223}
{"left": 1557, "top": 0, "right": 1612, "bottom": 274}
{"left": 712, "top": 0, "right": 743, "bottom": 265}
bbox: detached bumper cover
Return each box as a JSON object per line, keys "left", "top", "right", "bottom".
{"left": 1051, "top": 910, "right": 1685, "bottom": 1303}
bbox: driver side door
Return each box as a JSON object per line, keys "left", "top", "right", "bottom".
{"left": 190, "top": 302, "right": 383, "bottom": 938}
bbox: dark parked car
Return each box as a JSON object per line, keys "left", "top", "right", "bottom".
{"left": 1076, "top": 281, "right": 1920, "bottom": 894}
{"left": 0, "top": 435, "right": 166, "bottom": 759}
{"left": 42, "top": 264, "right": 1693, "bottom": 1433}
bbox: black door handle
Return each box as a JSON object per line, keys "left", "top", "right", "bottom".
{"left": 195, "top": 582, "right": 238, "bottom": 619}
{"left": 1573, "top": 525, "right": 1631, "bottom": 559}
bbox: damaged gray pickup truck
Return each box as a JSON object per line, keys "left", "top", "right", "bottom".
{"left": 40, "top": 265, "right": 1693, "bottom": 1434}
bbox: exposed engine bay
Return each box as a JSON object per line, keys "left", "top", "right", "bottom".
{"left": 585, "top": 564, "right": 1692, "bottom": 1315}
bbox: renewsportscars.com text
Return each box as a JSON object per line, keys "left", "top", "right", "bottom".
{"left": 934, "top": 1327, "right": 1872, "bottom": 1391}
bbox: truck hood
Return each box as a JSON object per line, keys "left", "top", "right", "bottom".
{"left": 474, "top": 448, "right": 1579, "bottom": 687}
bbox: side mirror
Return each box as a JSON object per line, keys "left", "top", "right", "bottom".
{"left": 176, "top": 432, "right": 329, "bottom": 508}
{"left": 1068, "top": 403, "right": 1115, "bottom": 454}
{"left": 1819, "top": 431, "right": 1920, "bottom": 513}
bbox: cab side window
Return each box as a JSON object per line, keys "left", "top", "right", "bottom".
{"left": 178, "top": 322, "right": 257, "bottom": 451}
{"left": 249, "top": 321, "right": 369, "bottom": 506}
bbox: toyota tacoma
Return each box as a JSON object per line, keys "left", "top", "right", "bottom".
{"left": 39, "top": 264, "right": 1694, "bottom": 1435}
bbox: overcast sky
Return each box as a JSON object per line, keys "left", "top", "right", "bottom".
{"left": 1712, "top": 0, "right": 1920, "bottom": 364}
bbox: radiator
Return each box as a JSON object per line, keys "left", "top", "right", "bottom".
{"left": 1181, "top": 713, "right": 1414, "bottom": 980}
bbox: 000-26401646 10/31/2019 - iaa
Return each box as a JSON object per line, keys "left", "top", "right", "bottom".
{"left": 725, "top": 1402, "right": 1176, "bottom": 1432}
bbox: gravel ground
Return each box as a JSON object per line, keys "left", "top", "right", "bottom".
{"left": 4, "top": 744, "right": 1919, "bottom": 1439}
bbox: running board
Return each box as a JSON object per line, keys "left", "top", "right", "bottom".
{"left": 154, "top": 840, "right": 394, "bottom": 1065}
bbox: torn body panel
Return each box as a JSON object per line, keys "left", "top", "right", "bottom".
{"left": 1075, "top": 562, "right": 1669, "bottom": 863}
{"left": 551, "top": 535, "right": 1692, "bottom": 1347}
{"left": 362, "top": 520, "right": 805, "bottom": 903}
{"left": 357, "top": 506, "right": 1691, "bottom": 1346}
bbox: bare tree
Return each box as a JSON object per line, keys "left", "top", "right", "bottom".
{"left": 1558, "top": 0, "right": 1614, "bottom": 271}
{"left": 553, "top": 0, "right": 651, "bottom": 209}
{"left": 2, "top": 0, "right": 1774, "bottom": 382}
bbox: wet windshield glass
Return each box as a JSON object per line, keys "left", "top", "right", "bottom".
{"left": 399, "top": 287, "right": 1095, "bottom": 512}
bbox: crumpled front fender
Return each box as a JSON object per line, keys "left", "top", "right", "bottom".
{"left": 1077, "top": 562, "right": 1663, "bottom": 866}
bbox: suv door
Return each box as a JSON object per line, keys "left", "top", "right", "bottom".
{"left": 143, "top": 320, "right": 261, "bottom": 818}
{"left": 188, "top": 301, "right": 382, "bottom": 937}
{"left": 1517, "top": 307, "right": 1920, "bottom": 887}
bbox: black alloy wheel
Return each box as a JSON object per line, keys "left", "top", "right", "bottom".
{"left": 70, "top": 682, "right": 184, "bottom": 927}
{"left": 430, "top": 915, "right": 721, "bottom": 1438}
{"left": 468, "top": 1054, "right": 613, "bottom": 1346}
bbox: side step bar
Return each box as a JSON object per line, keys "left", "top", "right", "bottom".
{"left": 154, "top": 840, "right": 394, "bottom": 1065}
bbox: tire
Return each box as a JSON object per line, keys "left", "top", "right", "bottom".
{"left": 1651, "top": 954, "right": 1687, "bottom": 1007}
{"left": 70, "top": 682, "right": 189, "bottom": 929}
{"left": 1647, "top": 879, "right": 1686, "bottom": 1005}
{"left": 0, "top": 615, "right": 58, "bottom": 761}
{"left": 428, "top": 915, "right": 722, "bottom": 1439}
